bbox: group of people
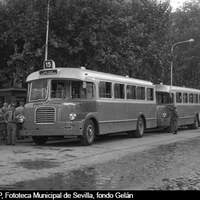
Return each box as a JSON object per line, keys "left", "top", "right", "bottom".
{"left": 0, "top": 101, "right": 24, "bottom": 145}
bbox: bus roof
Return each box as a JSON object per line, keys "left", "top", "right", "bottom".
{"left": 26, "top": 67, "right": 153, "bottom": 86}
{"left": 155, "top": 84, "right": 200, "bottom": 94}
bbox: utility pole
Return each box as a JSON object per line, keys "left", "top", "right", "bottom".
{"left": 170, "top": 39, "right": 194, "bottom": 86}
{"left": 45, "top": 0, "right": 50, "bottom": 61}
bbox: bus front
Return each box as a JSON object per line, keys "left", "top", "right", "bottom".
{"left": 22, "top": 67, "right": 98, "bottom": 145}
{"left": 155, "top": 85, "right": 175, "bottom": 132}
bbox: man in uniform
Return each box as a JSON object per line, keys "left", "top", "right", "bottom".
{"left": 2, "top": 102, "right": 9, "bottom": 113}
{"left": 0, "top": 108, "right": 6, "bottom": 144}
{"left": 15, "top": 101, "right": 25, "bottom": 139}
{"left": 4, "top": 103, "right": 17, "bottom": 145}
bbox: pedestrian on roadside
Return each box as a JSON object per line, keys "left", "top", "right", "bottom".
{"left": 16, "top": 101, "right": 24, "bottom": 114}
{"left": 167, "top": 104, "right": 179, "bottom": 134}
{"left": 4, "top": 103, "right": 17, "bottom": 145}
{"left": 0, "top": 108, "right": 6, "bottom": 144}
{"left": 2, "top": 102, "right": 9, "bottom": 113}
{"left": 15, "top": 101, "right": 25, "bottom": 140}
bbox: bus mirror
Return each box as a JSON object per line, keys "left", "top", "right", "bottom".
{"left": 83, "top": 82, "right": 86, "bottom": 89}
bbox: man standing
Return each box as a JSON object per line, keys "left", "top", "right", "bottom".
{"left": 0, "top": 108, "right": 6, "bottom": 144}
{"left": 15, "top": 101, "right": 25, "bottom": 139}
{"left": 1, "top": 102, "right": 10, "bottom": 143}
{"left": 4, "top": 103, "right": 17, "bottom": 145}
{"left": 167, "top": 104, "right": 179, "bottom": 134}
{"left": 2, "top": 102, "right": 9, "bottom": 113}
{"left": 15, "top": 101, "right": 24, "bottom": 115}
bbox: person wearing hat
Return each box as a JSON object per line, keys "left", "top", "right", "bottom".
{"left": 4, "top": 103, "right": 17, "bottom": 145}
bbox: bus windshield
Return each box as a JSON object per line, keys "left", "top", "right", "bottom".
{"left": 156, "top": 92, "right": 174, "bottom": 104}
{"left": 29, "top": 79, "right": 48, "bottom": 101}
{"left": 51, "top": 80, "right": 66, "bottom": 99}
{"left": 50, "top": 80, "right": 95, "bottom": 100}
{"left": 28, "top": 79, "right": 96, "bottom": 102}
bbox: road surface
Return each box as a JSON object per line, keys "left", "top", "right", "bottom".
{"left": 0, "top": 128, "right": 200, "bottom": 190}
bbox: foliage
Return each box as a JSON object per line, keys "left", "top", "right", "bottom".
{"left": 169, "top": 0, "right": 200, "bottom": 88}
{"left": 0, "top": 0, "right": 47, "bottom": 88}
{"left": 0, "top": 0, "right": 173, "bottom": 88}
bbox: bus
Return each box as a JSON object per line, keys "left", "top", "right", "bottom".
{"left": 22, "top": 61, "right": 157, "bottom": 145}
{"left": 155, "top": 84, "right": 200, "bottom": 132}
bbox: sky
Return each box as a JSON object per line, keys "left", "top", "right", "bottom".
{"left": 170, "top": 0, "right": 188, "bottom": 10}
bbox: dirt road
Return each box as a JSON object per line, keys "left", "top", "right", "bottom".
{"left": 0, "top": 128, "right": 200, "bottom": 190}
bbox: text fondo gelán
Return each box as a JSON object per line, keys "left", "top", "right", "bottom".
{"left": 4, "top": 191, "right": 134, "bottom": 199}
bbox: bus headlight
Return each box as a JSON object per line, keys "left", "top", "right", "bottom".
{"left": 17, "top": 115, "right": 25, "bottom": 123}
{"left": 69, "top": 113, "right": 77, "bottom": 121}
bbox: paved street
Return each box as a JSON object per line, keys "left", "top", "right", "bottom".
{"left": 0, "top": 128, "right": 200, "bottom": 190}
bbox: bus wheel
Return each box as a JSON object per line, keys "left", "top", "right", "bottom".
{"left": 135, "top": 117, "right": 145, "bottom": 138}
{"left": 80, "top": 120, "right": 95, "bottom": 146}
{"left": 190, "top": 115, "right": 199, "bottom": 129}
{"left": 32, "top": 136, "right": 48, "bottom": 145}
{"left": 128, "top": 117, "right": 145, "bottom": 138}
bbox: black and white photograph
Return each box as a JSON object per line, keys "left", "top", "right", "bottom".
{"left": 1, "top": 0, "right": 200, "bottom": 195}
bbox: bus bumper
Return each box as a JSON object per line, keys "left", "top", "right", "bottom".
{"left": 22, "top": 121, "right": 84, "bottom": 136}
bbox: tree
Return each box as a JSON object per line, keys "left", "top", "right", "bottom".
{"left": 0, "top": 0, "right": 47, "bottom": 88}
{"left": 48, "top": 0, "right": 171, "bottom": 82}
{"left": 0, "top": 0, "right": 172, "bottom": 88}
{"left": 169, "top": 0, "right": 200, "bottom": 88}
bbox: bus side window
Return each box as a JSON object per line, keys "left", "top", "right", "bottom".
{"left": 126, "top": 85, "right": 136, "bottom": 100}
{"left": 193, "top": 94, "right": 198, "bottom": 103}
{"left": 114, "top": 83, "right": 125, "bottom": 99}
{"left": 176, "top": 92, "right": 182, "bottom": 103}
{"left": 147, "top": 88, "right": 154, "bottom": 101}
{"left": 183, "top": 93, "right": 188, "bottom": 103}
{"left": 137, "top": 86, "right": 145, "bottom": 100}
{"left": 189, "top": 93, "right": 193, "bottom": 103}
{"left": 99, "top": 81, "right": 112, "bottom": 98}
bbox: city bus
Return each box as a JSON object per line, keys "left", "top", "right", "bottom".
{"left": 155, "top": 84, "right": 200, "bottom": 132}
{"left": 22, "top": 61, "right": 157, "bottom": 145}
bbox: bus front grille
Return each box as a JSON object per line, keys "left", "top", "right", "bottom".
{"left": 35, "top": 107, "right": 56, "bottom": 124}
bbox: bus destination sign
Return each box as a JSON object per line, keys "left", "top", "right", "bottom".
{"left": 39, "top": 69, "right": 57, "bottom": 76}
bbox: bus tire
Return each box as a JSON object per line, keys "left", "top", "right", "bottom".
{"left": 80, "top": 120, "right": 95, "bottom": 146}
{"left": 32, "top": 136, "right": 48, "bottom": 145}
{"left": 190, "top": 115, "right": 199, "bottom": 129}
{"left": 127, "top": 117, "right": 145, "bottom": 138}
{"left": 135, "top": 117, "right": 145, "bottom": 138}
